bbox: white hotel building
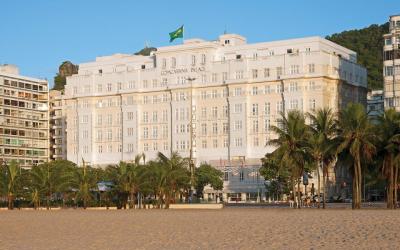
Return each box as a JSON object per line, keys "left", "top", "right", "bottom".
{"left": 64, "top": 34, "right": 367, "bottom": 201}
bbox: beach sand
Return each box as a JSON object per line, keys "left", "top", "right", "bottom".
{"left": 0, "top": 208, "right": 399, "bottom": 249}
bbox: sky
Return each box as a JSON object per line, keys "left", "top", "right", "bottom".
{"left": 1, "top": 0, "right": 399, "bottom": 87}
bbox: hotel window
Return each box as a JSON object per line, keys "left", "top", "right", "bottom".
{"left": 143, "top": 96, "right": 149, "bottom": 104}
{"left": 265, "top": 102, "right": 270, "bottom": 115}
{"left": 276, "top": 67, "right": 282, "bottom": 77}
{"left": 97, "top": 115, "right": 102, "bottom": 125}
{"left": 127, "top": 112, "right": 134, "bottom": 120}
{"left": 171, "top": 57, "right": 176, "bottom": 68}
{"left": 201, "top": 107, "right": 207, "bottom": 118}
{"left": 152, "top": 79, "right": 158, "bottom": 88}
{"left": 385, "top": 66, "right": 394, "bottom": 76}
{"left": 385, "top": 38, "right": 392, "bottom": 46}
{"left": 253, "top": 137, "right": 259, "bottom": 147}
{"left": 191, "top": 55, "right": 196, "bottom": 66}
{"left": 180, "top": 124, "right": 185, "bottom": 133}
{"left": 128, "top": 143, "right": 134, "bottom": 152}
{"left": 117, "top": 82, "right": 122, "bottom": 90}
{"left": 152, "top": 95, "right": 158, "bottom": 104}
{"left": 152, "top": 111, "right": 158, "bottom": 122}
{"left": 235, "top": 138, "right": 243, "bottom": 147}
{"left": 201, "top": 74, "right": 207, "bottom": 83}
{"left": 162, "top": 94, "right": 168, "bottom": 102}
{"left": 212, "top": 123, "right": 218, "bottom": 134}
{"left": 223, "top": 105, "right": 228, "bottom": 117}
{"left": 213, "top": 139, "right": 218, "bottom": 148}
{"left": 252, "top": 86, "right": 258, "bottom": 95}
{"left": 180, "top": 108, "right": 185, "bottom": 120}
{"left": 224, "top": 138, "right": 229, "bottom": 148}
{"left": 201, "top": 91, "right": 207, "bottom": 100}
{"left": 143, "top": 127, "right": 149, "bottom": 139}
{"left": 98, "top": 145, "right": 103, "bottom": 154}
{"left": 308, "top": 64, "right": 315, "bottom": 73}
{"left": 235, "top": 70, "right": 243, "bottom": 79}
{"left": 223, "top": 88, "right": 228, "bottom": 97}
{"left": 97, "top": 84, "right": 102, "bottom": 92}
{"left": 162, "top": 125, "right": 168, "bottom": 138}
{"left": 234, "top": 88, "right": 242, "bottom": 96}
{"left": 264, "top": 68, "right": 270, "bottom": 77}
{"left": 107, "top": 114, "right": 112, "bottom": 125}
{"left": 162, "top": 78, "right": 168, "bottom": 86}
{"left": 81, "top": 115, "right": 88, "bottom": 123}
{"left": 163, "top": 142, "right": 168, "bottom": 151}
{"left": 239, "top": 170, "right": 244, "bottom": 181}
{"left": 276, "top": 84, "right": 283, "bottom": 93}
{"left": 162, "top": 110, "right": 168, "bottom": 122}
{"left": 234, "top": 103, "right": 242, "bottom": 113}
{"left": 201, "top": 54, "right": 206, "bottom": 65}
{"left": 107, "top": 129, "right": 112, "bottom": 141}
{"left": 144, "top": 143, "right": 149, "bottom": 151}
{"left": 212, "top": 107, "right": 218, "bottom": 118}
{"left": 128, "top": 81, "right": 135, "bottom": 89}
{"left": 175, "top": 109, "right": 179, "bottom": 120}
{"left": 252, "top": 69, "right": 258, "bottom": 79}
{"left": 202, "top": 140, "right": 207, "bottom": 149}
{"left": 143, "top": 80, "right": 148, "bottom": 88}
{"left": 212, "top": 90, "right": 218, "bottom": 98}
{"left": 223, "top": 123, "right": 229, "bottom": 134}
{"left": 153, "top": 143, "right": 158, "bottom": 151}
{"left": 212, "top": 73, "right": 218, "bottom": 82}
{"left": 289, "top": 82, "right": 298, "bottom": 92}
{"left": 234, "top": 120, "right": 242, "bottom": 131}
{"left": 127, "top": 127, "right": 134, "bottom": 136}
{"left": 236, "top": 54, "right": 242, "bottom": 60}
{"left": 118, "top": 144, "right": 122, "bottom": 153}
{"left": 265, "top": 119, "right": 270, "bottom": 132}
{"left": 309, "top": 99, "right": 316, "bottom": 111}
{"left": 143, "top": 112, "right": 148, "bottom": 123}
{"left": 82, "top": 130, "right": 88, "bottom": 139}
{"left": 73, "top": 87, "right": 78, "bottom": 94}
{"left": 201, "top": 123, "right": 207, "bottom": 135}
{"left": 107, "top": 83, "right": 112, "bottom": 92}
{"left": 309, "top": 81, "right": 316, "bottom": 90}
{"left": 252, "top": 103, "right": 258, "bottom": 116}
{"left": 222, "top": 72, "right": 228, "bottom": 82}
{"left": 277, "top": 101, "right": 283, "bottom": 113}
{"left": 265, "top": 85, "right": 271, "bottom": 94}
{"left": 290, "top": 99, "right": 298, "bottom": 110}
{"left": 290, "top": 65, "right": 299, "bottom": 74}
{"left": 252, "top": 120, "right": 259, "bottom": 133}
{"left": 107, "top": 145, "right": 112, "bottom": 153}
{"left": 180, "top": 141, "right": 185, "bottom": 150}
{"left": 162, "top": 58, "right": 167, "bottom": 69}
{"left": 152, "top": 127, "right": 158, "bottom": 139}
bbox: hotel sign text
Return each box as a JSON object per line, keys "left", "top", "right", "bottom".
{"left": 161, "top": 67, "right": 205, "bottom": 76}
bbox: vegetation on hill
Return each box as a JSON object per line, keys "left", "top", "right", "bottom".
{"left": 52, "top": 61, "right": 78, "bottom": 91}
{"left": 326, "top": 23, "right": 389, "bottom": 90}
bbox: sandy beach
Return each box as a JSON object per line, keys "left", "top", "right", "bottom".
{"left": 0, "top": 208, "right": 399, "bottom": 250}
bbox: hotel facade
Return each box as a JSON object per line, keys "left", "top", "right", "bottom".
{"left": 0, "top": 65, "right": 49, "bottom": 167}
{"left": 64, "top": 34, "right": 367, "bottom": 201}
{"left": 383, "top": 15, "right": 400, "bottom": 110}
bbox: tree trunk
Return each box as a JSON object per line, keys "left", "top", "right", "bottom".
{"left": 322, "top": 162, "right": 326, "bottom": 209}
{"left": 394, "top": 163, "right": 398, "bottom": 209}
{"left": 291, "top": 176, "right": 296, "bottom": 209}
{"left": 7, "top": 193, "right": 13, "bottom": 210}
{"left": 317, "top": 161, "right": 321, "bottom": 208}
{"left": 388, "top": 157, "right": 394, "bottom": 209}
{"left": 297, "top": 180, "right": 301, "bottom": 209}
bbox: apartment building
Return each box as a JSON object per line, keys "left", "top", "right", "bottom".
{"left": 383, "top": 15, "right": 400, "bottom": 110}
{"left": 0, "top": 64, "right": 49, "bottom": 167}
{"left": 49, "top": 90, "right": 67, "bottom": 160}
{"left": 64, "top": 34, "right": 367, "bottom": 201}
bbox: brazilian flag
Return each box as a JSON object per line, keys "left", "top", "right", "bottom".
{"left": 169, "top": 25, "right": 184, "bottom": 42}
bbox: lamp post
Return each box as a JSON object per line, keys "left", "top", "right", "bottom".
{"left": 186, "top": 77, "right": 196, "bottom": 202}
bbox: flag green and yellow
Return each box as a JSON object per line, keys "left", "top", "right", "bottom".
{"left": 169, "top": 25, "right": 184, "bottom": 42}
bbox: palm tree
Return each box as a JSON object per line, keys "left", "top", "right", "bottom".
{"left": 0, "top": 160, "right": 21, "bottom": 210}
{"left": 68, "top": 159, "right": 97, "bottom": 209}
{"left": 269, "top": 111, "right": 309, "bottom": 208}
{"left": 307, "top": 108, "right": 337, "bottom": 208}
{"left": 376, "top": 109, "right": 400, "bottom": 209}
{"left": 156, "top": 152, "right": 190, "bottom": 208}
{"left": 30, "top": 160, "right": 73, "bottom": 209}
{"left": 337, "top": 103, "right": 376, "bottom": 209}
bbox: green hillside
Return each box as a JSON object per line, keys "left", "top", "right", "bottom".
{"left": 326, "top": 23, "right": 389, "bottom": 90}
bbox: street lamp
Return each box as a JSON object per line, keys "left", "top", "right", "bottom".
{"left": 186, "top": 77, "right": 196, "bottom": 202}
